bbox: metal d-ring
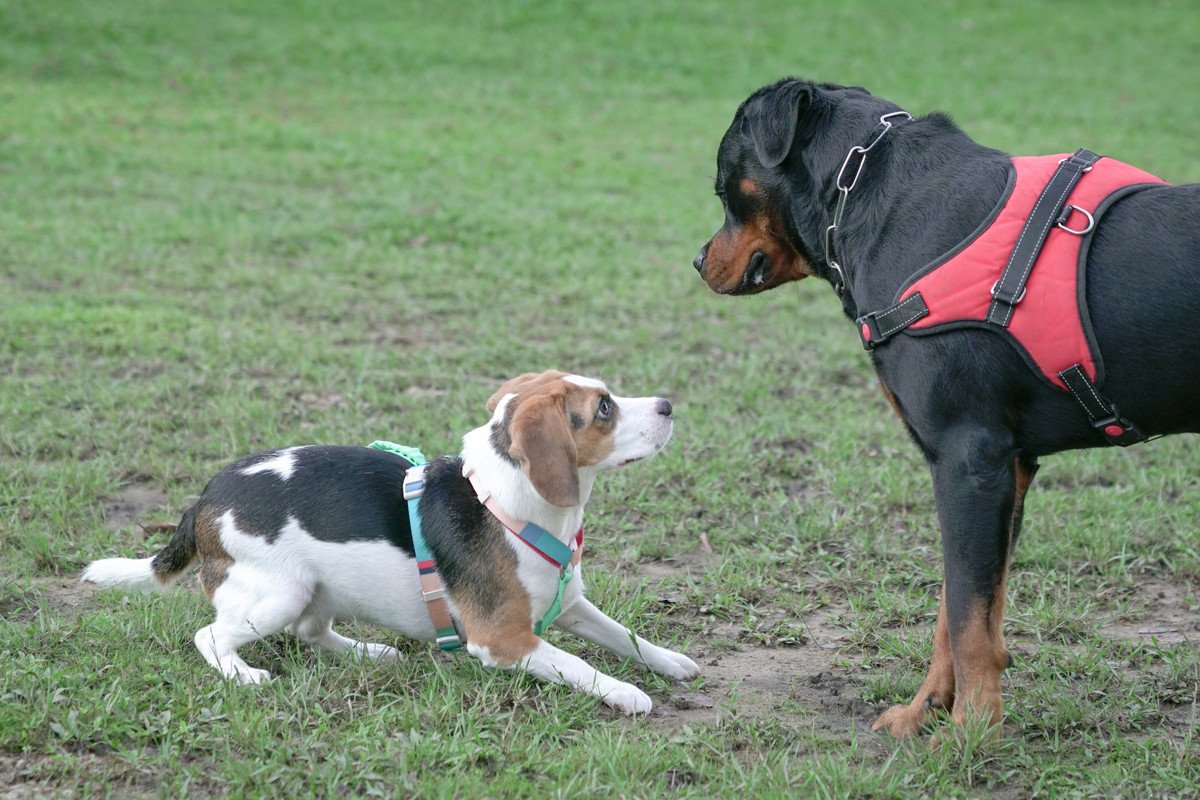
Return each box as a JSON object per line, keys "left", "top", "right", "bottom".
{"left": 1057, "top": 204, "right": 1095, "bottom": 235}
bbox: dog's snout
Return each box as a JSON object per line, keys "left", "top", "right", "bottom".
{"left": 693, "top": 243, "right": 710, "bottom": 272}
{"left": 656, "top": 398, "right": 672, "bottom": 417}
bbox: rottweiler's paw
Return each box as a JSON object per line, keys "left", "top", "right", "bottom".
{"left": 871, "top": 702, "right": 931, "bottom": 739}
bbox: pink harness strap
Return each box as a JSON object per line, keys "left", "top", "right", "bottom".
{"left": 462, "top": 465, "right": 583, "bottom": 569}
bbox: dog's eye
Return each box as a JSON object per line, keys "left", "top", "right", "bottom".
{"left": 596, "top": 397, "right": 612, "bottom": 420}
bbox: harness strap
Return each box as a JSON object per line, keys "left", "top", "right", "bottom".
{"left": 1057, "top": 365, "right": 1146, "bottom": 447}
{"left": 370, "top": 441, "right": 466, "bottom": 651}
{"left": 857, "top": 292, "right": 929, "bottom": 349}
{"left": 402, "top": 463, "right": 466, "bottom": 650}
{"left": 986, "top": 148, "right": 1102, "bottom": 326}
{"left": 464, "top": 466, "right": 583, "bottom": 633}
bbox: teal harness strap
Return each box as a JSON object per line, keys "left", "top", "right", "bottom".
{"left": 532, "top": 540, "right": 580, "bottom": 635}
{"left": 371, "top": 441, "right": 585, "bottom": 647}
{"left": 511, "top": 523, "right": 574, "bottom": 568}
{"left": 370, "top": 441, "right": 463, "bottom": 651}
{"left": 513, "top": 522, "right": 583, "bottom": 635}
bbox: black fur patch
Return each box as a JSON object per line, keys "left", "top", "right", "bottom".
{"left": 569, "top": 412, "right": 583, "bottom": 430}
{"left": 184, "top": 447, "right": 522, "bottom": 619}
{"left": 189, "top": 446, "right": 417, "bottom": 556}
{"left": 151, "top": 505, "right": 197, "bottom": 578}
{"left": 489, "top": 400, "right": 519, "bottom": 466}
{"left": 418, "top": 457, "right": 513, "bottom": 616}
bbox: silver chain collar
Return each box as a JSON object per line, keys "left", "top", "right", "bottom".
{"left": 822, "top": 111, "right": 913, "bottom": 296}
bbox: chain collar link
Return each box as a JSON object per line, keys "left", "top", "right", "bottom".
{"left": 823, "top": 111, "right": 913, "bottom": 296}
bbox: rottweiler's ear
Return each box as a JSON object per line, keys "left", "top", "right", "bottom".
{"left": 743, "top": 80, "right": 814, "bottom": 169}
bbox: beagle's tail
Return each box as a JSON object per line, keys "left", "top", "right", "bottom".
{"left": 82, "top": 506, "right": 198, "bottom": 592}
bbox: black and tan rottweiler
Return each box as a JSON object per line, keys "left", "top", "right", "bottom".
{"left": 694, "top": 77, "right": 1200, "bottom": 738}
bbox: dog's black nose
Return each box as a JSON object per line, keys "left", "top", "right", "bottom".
{"left": 693, "top": 243, "right": 710, "bottom": 272}
{"left": 656, "top": 399, "right": 672, "bottom": 417}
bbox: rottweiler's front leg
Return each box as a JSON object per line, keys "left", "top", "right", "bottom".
{"left": 874, "top": 428, "right": 1036, "bottom": 738}
{"left": 872, "top": 582, "right": 955, "bottom": 736}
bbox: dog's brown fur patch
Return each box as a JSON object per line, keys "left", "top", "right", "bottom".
{"left": 700, "top": 209, "right": 814, "bottom": 294}
{"left": 877, "top": 376, "right": 906, "bottom": 422}
{"left": 509, "top": 390, "right": 581, "bottom": 506}
{"left": 563, "top": 385, "right": 616, "bottom": 466}
{"left": 193, "top": 506, "right": 233, "bottom": 599}
{"left": 948, "top": 594, "right": 1009, "bottom": 730}
{"left": 487, "top": 370, "right": 568, "bottom": 412}
{"left": 449, "top": 520, "right": 540, "bottom": 665}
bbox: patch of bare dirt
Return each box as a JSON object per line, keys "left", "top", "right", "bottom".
{"left": 636, "top": 553, "right": 712, "bottom": 580}
{"left": 103, "top": 482, "right": 169, "bottom": 533}
{"left": 1, "top": 578, "right": 97, "bottom": 623}
{"left": 654, "top": 643, "right": 876, "bottom": 731}
{"left": 0, "top": 751, "right": 209, "bottom": 800}
{"left": 1100, "top": 577, "right": 1200, "bottom": 646}
{"left": 648, "top": 599, "right": 884, "bottom": 748}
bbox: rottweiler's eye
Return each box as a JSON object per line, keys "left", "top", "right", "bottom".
{"left": 596, "top": 397, "right": 612, "bottom": 420}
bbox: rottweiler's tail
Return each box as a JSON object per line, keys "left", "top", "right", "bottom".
{"left": 82, "top": 506, "right": 198, "bottom": 592}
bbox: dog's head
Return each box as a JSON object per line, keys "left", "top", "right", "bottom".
{"left": 485, "top": 371, "right": 673, "bottom": 507}
{"left": 693, "top": 78, "right": 901, "bottom": 295}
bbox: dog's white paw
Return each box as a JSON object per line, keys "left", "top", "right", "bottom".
{"left": 357, "top": 643, "right": 402, "bottom": 662}
{"left": 603, "top": 682, "right": 653, "bottom": 715}
{"left": 234, "top": 666, "right": 271, "bottom": 685}
{"left": 647, "top": 648, "right": 701, "bottom": 680}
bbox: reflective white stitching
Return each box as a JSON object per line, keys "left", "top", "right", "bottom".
{"left": 993, "top": 156, "right": 1098, "bottom": 325}
{"left": 1060, "top": 366, "right": 1108, "bottom": 419}
{"left": 999, "top": 176, "right": 1078, "bottom": 325}
{"left": 877, "top": 295, "right": 928, "bottom": 337}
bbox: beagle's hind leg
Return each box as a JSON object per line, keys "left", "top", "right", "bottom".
{"left": 289, "top": 615, "right": 401, "bottom": 662}
{"left": 194, "top": 566, "right": 312, "bottom": 684}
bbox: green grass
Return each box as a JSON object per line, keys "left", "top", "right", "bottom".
{"left": 2, "top": 0, "right": 1199, "bottom": 796}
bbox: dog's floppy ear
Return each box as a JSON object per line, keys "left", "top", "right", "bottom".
{"left": 507, "top": 392, "right": 580, "bottom": 507}
{"left": 487, "top": 370, "right": 567, "bottom": 412}
{"left": 742, "top": 80, "right": 814, "bottom": 169}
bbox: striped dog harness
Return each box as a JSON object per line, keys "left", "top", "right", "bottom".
{"left": 369, "top": 441, "right": 583, "bottom": 652}
{"left": 370, "top": 441, "right": 465, "bottom": 650}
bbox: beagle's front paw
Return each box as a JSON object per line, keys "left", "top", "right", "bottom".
{"left": 603, "top": 682, "right": 653, "bottom": 715}
{"left": 645, "top": 646, "right": 701, "bottom": 680}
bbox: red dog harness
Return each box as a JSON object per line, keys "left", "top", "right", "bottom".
{"left": 857, "top": 149, "right": 1168, "bottom": 445}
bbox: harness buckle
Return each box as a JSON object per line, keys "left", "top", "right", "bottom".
{"left": 1091, "top": 406, "right": 1145, "bottom": 446}
{"left": 857, "top": 314, "right": 880, "bottom": 350}
{"left": 990, "top": 279, "right": 1027, "bottom": 307}
{"left": 435, "top": 631, "right": 463, "bottom": 649}
{"left": 402, "top": 465, "right": 427, "bottom": 500}
{"left": 1058, "top": 156, "right": 1094, "bottom": 173}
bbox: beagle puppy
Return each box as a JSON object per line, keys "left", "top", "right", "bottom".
{"left": 82, "top": 371, "right": 699, "bottom": 714}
